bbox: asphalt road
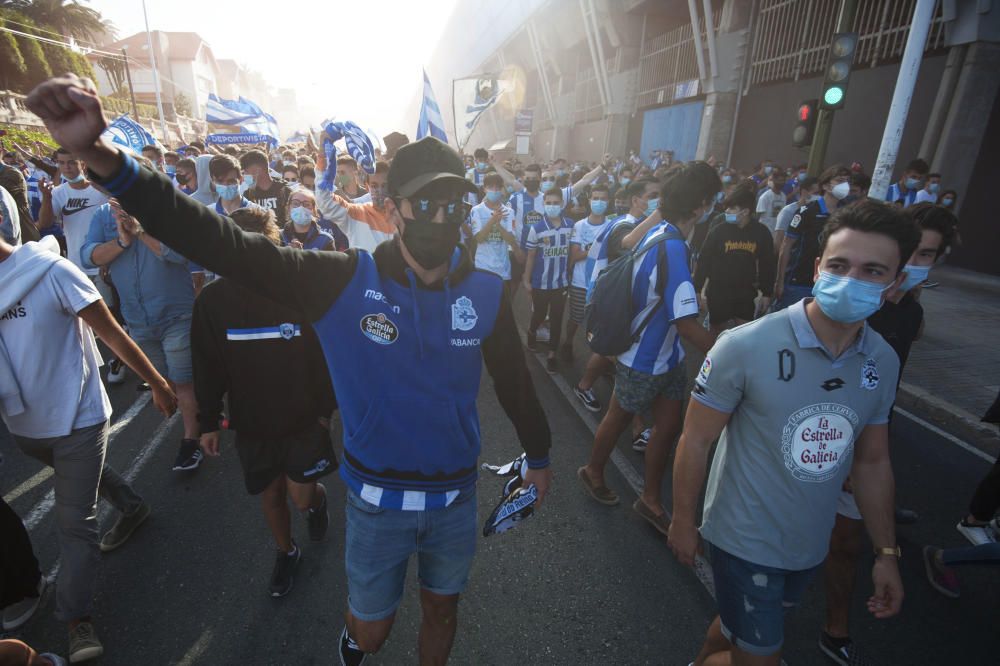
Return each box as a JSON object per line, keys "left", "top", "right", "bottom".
{"left": 1, "top": 292, "right": 997, "bottom": 665}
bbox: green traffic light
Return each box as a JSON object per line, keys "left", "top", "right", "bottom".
{"left": 824, "top": 86, "right": 844, "bottom": 107}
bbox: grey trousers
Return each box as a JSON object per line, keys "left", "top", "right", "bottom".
{"left": 13, "top": 420, "right": 143, "bottom": 622}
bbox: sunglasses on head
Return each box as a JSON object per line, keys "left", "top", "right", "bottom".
{"left": 394, "top": 196, "right": 469, "bottom": 225}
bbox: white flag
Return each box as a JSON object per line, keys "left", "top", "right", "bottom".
{"left": 452, "top": 75, "right": 513, "bottom": 150}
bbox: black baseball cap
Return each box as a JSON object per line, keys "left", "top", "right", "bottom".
{"left": 387, "top": 136, "right": 478, "bottom": 198}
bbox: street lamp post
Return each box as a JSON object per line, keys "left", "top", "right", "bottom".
{"left": 141, "top": 0, "right": 169, "bottom": 142}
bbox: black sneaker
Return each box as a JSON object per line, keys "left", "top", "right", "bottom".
{"left": 546, "top": 357, "right": 557, "bottom": 374}
{"left": 339, "top": 625, "right": 368, "bottom": 666}
{"left": 307, "top": 483, "right": 329, "bottom": 542}
{"left": 818, "top": 632, "right": 873, "bottom": 666}
{"left": 172, "top": 439, "right": 203, "bottom": 471}
{"left": 632, "top": 428, "right": 651, "bottom": 452}
{"left": 270, "top": 542, "right": 301, "bottom": 598}
{"left": 526, "top": 331, "right": 538, "bottom": 351}
{"left": 574, "top": 386, "right": 601, "bottom": 412}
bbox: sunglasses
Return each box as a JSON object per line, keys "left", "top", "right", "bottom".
{"left": 394, "top": 197, "right": 469, "bottom": 225}
{"left": 541, "top": 177, "right": 556, "bottom": 182}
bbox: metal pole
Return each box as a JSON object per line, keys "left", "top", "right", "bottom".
{"left": 726, "top": 0, "right": 758, "bottom": 168}
{"left": 121, "top": 47, "right": 139, "bottom": 119}
{"left": 869, "top": 0, "right": 935, "bottom": 201}
{"left": 806, "top": 0, "right": 858, "bottom": 176}
{"left": 702, "top": 0, "right": 719, "bottom": 80}
{"left": 141, "top": 0, "right": 169, "bottom": 141}
{"left": 686, "top": 0, "right": 708, "bottom": 86}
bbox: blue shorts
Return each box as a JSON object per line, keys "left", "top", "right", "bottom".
{"left": 344, "top": 488, "right": 478, "bottom": 622}
{"left": 130, "top": 315, "right": 193, "bottom": 384}
{"left": 706, "top": 541, "right": 820, "bottom": 656}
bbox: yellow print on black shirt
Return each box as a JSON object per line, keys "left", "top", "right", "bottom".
{"left": 724, "top": 240, "right": 757, "bottom": 253}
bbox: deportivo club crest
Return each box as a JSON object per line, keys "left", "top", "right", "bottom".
{"left": 279, "top": 323, "right": 296, "bottom": 340}
{"left": 451, "top": 296, "right": 478, "bottom": 332}
{"left": 860, "top": 358, "right": 879, "bottom": 390}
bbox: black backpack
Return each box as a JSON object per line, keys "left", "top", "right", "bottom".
{"left": 584, "top": 228, "right": 684, "bottom": 356}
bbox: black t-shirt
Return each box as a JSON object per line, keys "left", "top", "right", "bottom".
{"left": 694, "top": 220, "right": 776, "bottom": 297}
{"left": 784, "top": 198, "right": 831, "bottom": 287}
{"left": 867, "top": 292, "right": 923, "bottom": 377}
{"left": 246, "top": 178, "right": 293, "bottom": 225}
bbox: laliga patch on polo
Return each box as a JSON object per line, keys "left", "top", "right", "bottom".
{"left": 860, "top": 358, "right": 879, "bottom": 390}
{"left": 360, "top": 313, "right": 399, "bottom": 345}
{"left": 698, "top": 356, "right": 713, "bottom": 384}
{"left": 483, "top": 485, "right": 538, "bottom": 537}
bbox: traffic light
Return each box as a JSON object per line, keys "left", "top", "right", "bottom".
{"left": 819, "top": 32, "right": 859, "bottom": 110}
{"left": 793, "top": 99, "right": 818, "bottom": 147}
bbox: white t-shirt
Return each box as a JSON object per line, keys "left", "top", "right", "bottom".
{"left": 50, "top": 182, "right": 109, "bottom": 276}
{"left": 0, "top": 247, "right": 111, "bottom": 438}
{"left": 468, "top": 201, "right": 516, "bottom": 280}
{"left": 914, "top": 189, "right": 938, "bottom": 204}
{"left": 0, "top": 185, "right": 20, "bottom": 246}
{"left": 756, "top": 189, "right": 786, "bottom": 233}
{"left": 570, "top": 216, "right": 612, "bottom": 288}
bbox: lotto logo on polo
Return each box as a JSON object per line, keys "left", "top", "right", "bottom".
{"left": 781, "top": 403, "right": 860, "bottom": 483}
{"left": 360, "top": 313, "right": 399, "bottom": 345}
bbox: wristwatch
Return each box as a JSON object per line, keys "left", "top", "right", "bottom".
{"left": 116, "top": 238, "right": 130, "bottom": 249}
{"left": 874, "top": 546, "right": 901, "bottom": 559}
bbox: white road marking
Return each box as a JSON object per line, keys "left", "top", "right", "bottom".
{"left": 893, "top": 406, "right": 994, "bottom": 464}
{"left": 3, "top": 468, "right": 54, "bottom": 504}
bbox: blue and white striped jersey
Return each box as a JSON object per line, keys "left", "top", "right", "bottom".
{"left": 508, "top": 186, "right": 574, "bottom": 250}
{"left": 616, "top": 223, "right": 699, "bottom": 375}
{"left": 584, "top": 213, "right": 636, "bottom": 299}
{"left": 526, "top": 215, "right": 573, "bottom": 290}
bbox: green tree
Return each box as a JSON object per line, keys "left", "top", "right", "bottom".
{"left": 173, "top": 91, "right": 192, "bottom": 117}
{"left": 1, "top": 0, "right": 113, "bottom": 43}
{"left": 0, "top": 17, "right": 27, "bottom": 89}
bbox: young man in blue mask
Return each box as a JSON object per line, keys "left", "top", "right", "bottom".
{"left": 26, "top": 74, "right": 552, "bottom": 666}
{"left": 209, "top": 155, "right": 258, "bottom": 217}
{"left": 914, "top": 172, "right": 942, "bottom": 205}
{"left": 886, "top": 158, "right": 929, "bottom": 208}
{"left": 523, "top": 188, "right": 573, "bottom": 373}
{"left": 818, "top": 202, "right": 957, "bottom": 665}
{"left": 669, "top": 198, "right": 918, "bottom": 666}
{"left": 464, "top": 147, "right": 491, "bottom": 206}
{"left": 563, "top": 183, "right": 612, "bottom": 361}
{"left": 774, "top": 164, "right": 852, "bottom": 310}
{"left": 240, "top": 150, "right": 293, "bottom": 225}
{"left": 468, "top": 173, "right": 521, "bottom": 290}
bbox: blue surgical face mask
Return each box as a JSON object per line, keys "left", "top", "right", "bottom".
{"left": 905, "top": 177, "right": 922, "bottom": 189}
{"left": 644, "top": 197, "right": 659, "bottom": 217}
{"left": 620, "top": 177, "right": 631, "bottom": 186}
{"left": 476, "top": 162, "right": 488, "bottom": 171}
{"left": 485, "top": 190, "right": 504, "bottom": 204}
{"left": 799, "top": 171, "right": 808, "bottom": 181}
{"left": 243, "top": 174, "right": 256, "bottom": 191}
{"left": 721, "top": 174, "right": 732, "bottom": 184}
{"left": 544, "top": 204, "right": 562, "bottom": 218}
{"left": 556, "top": 168, "right": 566, "bottom": 177}
{"left": 66, "top": 172, "right": 85, "bottom": 184}
{"left": 724, "top": 213, "right": 739, "bottom": 224}
{"left": 763, "top": 165, "right": 773, "bottom": 175}
{"left": 899, "top": 264, "right": 931, "bottom": 292}
{"left": 590, "top": 200, "right": 608, "bottom": 215}
{"left": 216, "top": 183, "right": 240, "bottom": 201}
{"left": 506, "top": 184, "right": 514, "bottom": 194}
{"left": 941, "top": 197, "right": 954, "bottom": 207}
{"left": 290, "top": 206, "right": 313, "bottom": 227}
{"left": 928, "top": 182, "right": 939, "bottom": 194}
{"left": 812, "top": 272, "right": 892, "bottom": 323}
{"left": 165, "top": 165, "right": 177, "bottom": 176}
{"left": 540, "top": 180, "right": 554, "bottom": 193}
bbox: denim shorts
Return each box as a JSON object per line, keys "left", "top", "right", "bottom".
{"left": 344, "top": 488, "right": 478, "bottom": 622}
{"left": 613, "top": 361, "right": 687, "bottom": 414}
{"left": 130, "top": 315, "right": 193, "bottom": 384}
{"left": 706, "top": 541, "right": 820, "bottom": 656}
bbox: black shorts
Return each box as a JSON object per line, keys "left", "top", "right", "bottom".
{"left": 708, "top": 292, "right": 756, "bottom": 326}
{"left": 234, "top": 422, "right": 337, "bottom": 495}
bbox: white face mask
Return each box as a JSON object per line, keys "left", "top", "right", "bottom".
{"left": 831, "top": 181, "right": 851, "bottom": 200}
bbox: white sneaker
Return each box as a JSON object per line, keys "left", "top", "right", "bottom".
{"left": 2, "top": 576, "right": 46, "bottom": 630}
{"left": 956, "top": 519, "right": 997, "bottom": 546}
{"left": 106, "top": 358, "right": 126, "bottom": 385}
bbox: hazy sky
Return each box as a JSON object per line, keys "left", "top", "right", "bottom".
{"left": 87, "top": 0, "right": 459, "bottom": 135}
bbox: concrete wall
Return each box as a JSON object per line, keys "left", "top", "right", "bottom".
{"left": 730, "top": 55, "right": 947, "bottom": 171}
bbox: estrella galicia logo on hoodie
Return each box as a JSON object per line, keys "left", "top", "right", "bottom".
{"left": 360, "top": 313, "right": 399, "bottom": 345}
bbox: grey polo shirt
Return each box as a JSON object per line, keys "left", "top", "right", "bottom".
{"left": 693, "top": 298, "right": 899, "bottom": 571}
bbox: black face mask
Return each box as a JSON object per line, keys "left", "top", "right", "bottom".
{"left": 523, "top": 178, "right": 540, "bottom": 192}
{"left": 402, "top": 218, "right": 461, "bottom": 270}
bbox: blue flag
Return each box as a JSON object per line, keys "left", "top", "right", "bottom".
{"left": 101, "top": 115, "right": 158, "bottom": 154}
{"left": 206, "top": 133, "right": 277, "bottom": 146}
{"left": 417, "top": 69, "right": 448, "bottom": 143}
